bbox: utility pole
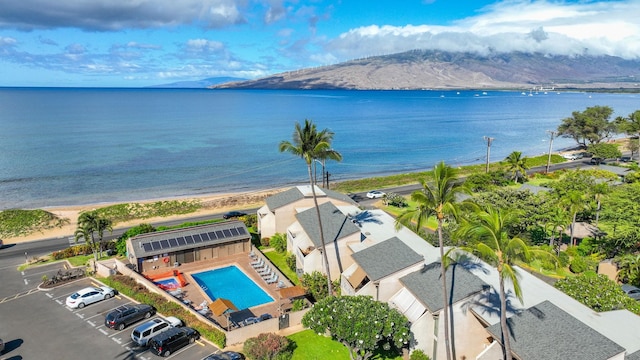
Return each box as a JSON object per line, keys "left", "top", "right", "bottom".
{"left": 546, "top": 130, "right": 557, "bottom": 174}
{"left": 483, "top": 136, "right": 494, "bottom": 173}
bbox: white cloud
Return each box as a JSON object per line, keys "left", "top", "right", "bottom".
{"left": 324, "top": 0, "right": 640, "bottom": 60}
{"left": 184, "top": 39, "right": 225, "bottom": 53}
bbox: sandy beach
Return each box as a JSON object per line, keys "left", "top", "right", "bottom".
{"left": 3, "top": 187, "right": 286, "bottom": 245}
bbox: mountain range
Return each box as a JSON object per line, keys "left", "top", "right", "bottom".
{"left": 148, "top": 77, "right": 247, "bottom": 88}
{"left": 212, "top": 50, "right": 640, "bottom": 91}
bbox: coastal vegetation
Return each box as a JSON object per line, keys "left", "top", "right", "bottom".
{"left": 92, "top": 200, "right": 201, "bottom": 223}
{"left": 0, "top": 209, "right": 68, "bottom": 238}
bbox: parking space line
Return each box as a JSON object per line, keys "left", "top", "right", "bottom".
{"left": 99, "top": 328, "right": 109, "bottom": 336}
{"left": 45, "top": 292, "right": 53, "bottom": 298}
{"left": 87, "top": 320, "right": 96, "bottom": 327}
{"left": 112, "top": 337, "right": 122, "bottom": 345}
{"left": 76, "top": 313, "right": 84, "bottom": 319}
{"left": 24, "top": 278, "right": 28, "bottom": 285}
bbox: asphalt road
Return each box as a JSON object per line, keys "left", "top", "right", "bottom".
{"left": 0, "top": 156, "right": 600, "bottom": 266}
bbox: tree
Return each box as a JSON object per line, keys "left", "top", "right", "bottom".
{"left": 555, "top": 273, "right": 640, "bottom": 314}
{"left": 458, "top": 205, "right": 556, "bottom": 360}
{"left": 503, "top": 151, "right": 529, "bottom": 183}
{"left": 74, "top": 223, "right": 100, "bottom": 273}
{"left": 562, "top": 190, "right": 590, "bottom": 246}
{"left": 587, "top": 142, "right": 622, "bottom": 161}
{"left": 615, "top": 110, "right": 640, "bottom": 162}
{"left": 591, "top": 182, "right": 609, "bottom": 227}
{"left": 616, "top": 254, "right": 640, "bottom": 286}
{"left": 395, "top": 161, "right": 469, "bottom": 360}
{"left": 557, "top": 105, "right": 616, "bottom": 147}
{"left": 279, "top": 119, "right": 341, "bottom": 297}
{"left": 77, "top": 211, "right": 113, "bottom": 258}
{"left": 315, "top": 147, "right": 343, "bottom": 188}
{"left": 302, "top": 295, "right": 411, "bottom": 360}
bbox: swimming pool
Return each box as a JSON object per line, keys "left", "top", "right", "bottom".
{"left": 191, "top": 266, "right": 274, "bottom": 310}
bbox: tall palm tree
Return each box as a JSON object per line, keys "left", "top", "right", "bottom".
{"left": 396, "top": 161, "right": 469, "bottom": 360}
{"left": 74, "top": 223, "right": 99, "bottom": 273}
{"left": 459, "top": 205, "right": 556, "bottom": 360}
{"left": 591, "top": 182, "right": 609, "bottom": 228}
{"left": 315, "top": 147, "right": 342, "bottom": 188}
{"left": 279, "top": 119, "right": 341, "bottom": 296}
{"left": 562, "top": 190, "right": 589, "bottom": 246}
{"left": 77, "top": 211, "right": 113, "bottom": 259}
{"left": 504, "top": 151, "right": 529, "bottom": 183}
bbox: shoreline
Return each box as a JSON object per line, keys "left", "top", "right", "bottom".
{"left": 4, "top": 137, "right": 633, "bottom": 245}
{"left": 3, "top": 187, "right": 286, "bottom": 245}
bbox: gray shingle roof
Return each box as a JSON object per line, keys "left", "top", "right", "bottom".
{"left": 264, "top": 185, "right": 357, "bottom": 211}
{"left": 295, "top": 202, "right": 361, "bottom": 248}
{"left": 351, "top": 237, "right": 424, "bottom": 282}
{"left": 627, "top": 350, "right": 640, "bottom": 360}
{"left": 400, "top": 261, "right": 488, "bottom": 313}
{"left": 485, "top": 300, "right": 625, "bottom": 360}
{"left": 265, "top": 187, "right": 305, "bottom": 210}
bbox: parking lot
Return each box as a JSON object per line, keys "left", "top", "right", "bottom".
{"left": 0, "top": 262, "right": 226, "bottom": 360}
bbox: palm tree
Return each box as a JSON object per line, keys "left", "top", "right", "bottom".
{"left": 616, "top": 254, "right": 640, "bottom": 286}
{"left": 77, "top": 211, "right": 113, "bottom": 259}
{"left": 562, "top": 190, "right": 589, "bottom": 246}
{"left": 504, "top": 151, "right": 529, "bottom": 183}
{"left": 545, "top": 206, "right": 569, "bottom": 254}
{"left": 591, "top": 182, "right": 609, "bottom": 228}
{"left": 315, "top": 147, "right": 343, "bottom": 188}
{"left": 279, "top": 119, "right": 341, "bottom": 296}
{"left": 396, "top": 161, "right": 469, "bottom": 360}
{"left": 459, "top": 205, "right": 556, "bottom": 360}
{"left": 74, "top": 223, "right": 99, "bottom": 273}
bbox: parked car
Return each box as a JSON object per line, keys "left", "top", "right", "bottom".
{"left": 131, "top": 316, "right": 182, "bottom": 347}
{"left": 203, "top": 351, "right": 245, "bottom": 360}
{"left": 366, "top": 190, "right": 385, "bottom": 199}
{"left": 65, "top": 286, "right": 115, "bottom": 309}
{"left": 148, "top": 326, "right": 200, "bottom": 357}
{"left": 223, "top": 211, "right": 247, "bottom": 219}
{"left": 590, "top": 157, "right": 604, "bottom": 165}
{"left": 620, "top": 156, "right": 633, "bottom": 162}
{"left": 105, "top": 304, "right": 156, "bottom": 330}
{"left": 0, "top": 337, "right": 4, "bottom": 354}
{"left": 562, "top": 153, "right": 582, "bottom": 160}
{"left": 242, "top": 313, "right": 273, "bottom": 326}
{"left": 622, "top": 284, "right": 640, "bottom": 301}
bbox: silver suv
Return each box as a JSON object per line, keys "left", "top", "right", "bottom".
{"left": 130, "top": 316, "right": 182, "bottom": 347}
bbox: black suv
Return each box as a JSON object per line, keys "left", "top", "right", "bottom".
{"left": 105, "top": 304, "right": 156, "bottom": 330}
{"left": 223, "top": 211, "right": 247, "bottom": 219}
{"left": 148, "top": 326, "right": 200, "bottom": 357}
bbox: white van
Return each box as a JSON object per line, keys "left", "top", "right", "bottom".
{"left": 130, "top": 316, "right": 182, "bottom": 346}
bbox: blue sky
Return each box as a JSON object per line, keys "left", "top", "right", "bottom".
{"left": 0, "top": 0, "right": 638, "bottom": 87}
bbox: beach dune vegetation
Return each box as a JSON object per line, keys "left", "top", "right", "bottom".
{"left": 0, "top": 209, "right": 69, "bottom": 238}
{"left": 93, "top": 200, "right": 201, "bottom": 224}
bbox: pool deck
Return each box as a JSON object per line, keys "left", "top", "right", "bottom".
{"left": 142, "top": 251, "right": 294, "bottom": 329}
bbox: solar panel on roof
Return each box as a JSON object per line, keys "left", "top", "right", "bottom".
{"left": 142, "top": 243, "right": 153, "bottom": 252}
{"left": 193, "top": 234, "right": 202, "bottom": 243}
{"left": 160, "top": 239, "right": 169, "bottom": 248}
{"left": 200, "top": 233, "right": 210, "bottom": 241}
{"left": 168, "top": 238, "right": 178, "bottom": 247}
{"left": 237, "top": 227, "right": 247, "bottom": 235}
{"left": 185, "top": 235, "right": 195, "bottom": 244}
{"left": 208, "top": 232, "right": 217, "bottom": 239}
{"left": 230, "top": 228, "right": 239, "bottom": 236}
{"left": 215, "top": 230, "right": 224, "bottom": 238}
{"left": 177, "top": 237, "right": 186, "bottom": 246}
{"left": 151, "top": 241, "right": 162, "bottom": 250}
{"left": 223, "top": 229, "right": 232, "bottom": 237}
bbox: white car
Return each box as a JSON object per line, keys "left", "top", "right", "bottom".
{"left": 65, "top": 286, "right": 115, "bottom": 309}
{"left": 366, "top": 190, "right": 386, "bottom": 199}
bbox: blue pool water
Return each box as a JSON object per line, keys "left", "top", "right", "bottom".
{"left": 155, "top": 278, "right": 179, "bottom": 288}
{"left": 191, "top": 266, "right": 274, "bottom": 310}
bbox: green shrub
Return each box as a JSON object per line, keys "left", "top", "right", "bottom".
{"left": 410, "top": 349, "right": 430, "bottom": 360}
{"left": 242, "top": 214, "right": 257, "bottom": 229}
{"left": 0, "top": 209, "right": 69, "bottom": 238}
{"left": 570, "top": 257, "right": 588, "bottom": 274}
{"left": 260, "top": 237, "right": 270, "bottom": 247}
{"left": 555, "top": 273, "right": 640, "bottom": 314}
{"left": 285, "top": 253, "right": 297, "bottom": 271}
{"left": 270, "top": 233, "right": 287, "bottom": 253}
{"left": 558, "top": 251, "right": 570, "bottom": 267}
{"left": 384, "top": 192, "right": 408, "bottom": 207}
{"left": 291, "top": 298, "right": 306, "bottom": 311}
{"left": 243, "top": 333, "right": 293, "bottom": 360}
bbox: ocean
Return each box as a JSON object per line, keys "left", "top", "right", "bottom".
{"left": 1, "top": 87, "right": 638, "bottom": 210}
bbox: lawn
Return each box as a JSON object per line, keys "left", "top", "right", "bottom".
{"left": 288, "top": 330, "right": 403, "bottom": 360}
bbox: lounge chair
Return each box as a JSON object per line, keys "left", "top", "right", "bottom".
{"left": 257, "top": 266, "right": 271, "bottom": 275}
{"left": 261, "top": 270, "right": 274, "bottom": 279}
{"left": 251, "top": 258, "right": 264, "bottom": 268}
{"left": 266, "top": 274, "right": 278, "bottom": 284}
